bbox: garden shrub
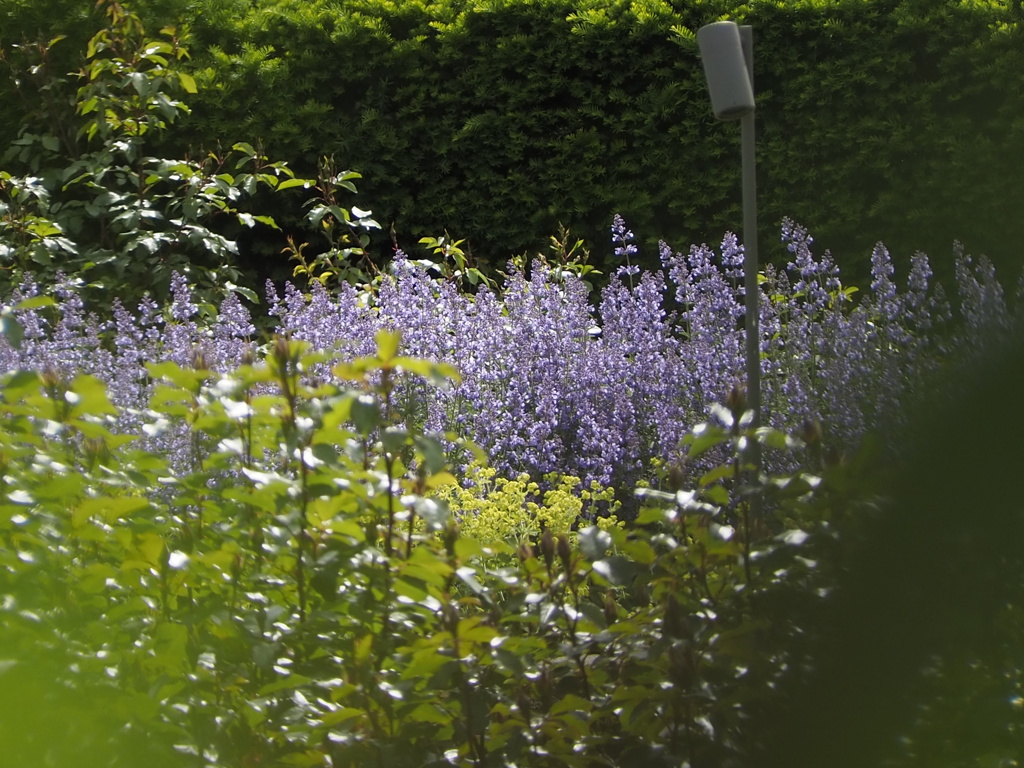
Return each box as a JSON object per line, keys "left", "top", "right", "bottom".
{"left": 437, "top": 465, "right": 623, "bottom": 550}
{"left": 747, "top": 322, "right": 1024, "bottom": 768}
{"left": 1, "top": 4, "right": 1023, "bottom": 763}
{"left": 0, "top": 207, "right": 1005, "bottom": 499}
{"left": 0, "top": 150, "right": 1019, "bottom": 768}
{"left": 270, "top": 215, "right": 962, "bottom": 495}
{"left": 107, "top": 0, "right": 1024, "bottom": 284}
{"left": 1, "top": 277, "right": 1019, "bottom": 765}
{"left": 0, "top": 0, "right": 380, "bottom": 308}
{"left": 0, "top": 325, "right": 862, "bottom": 766}
{"left": 6, "top": 0, "right": 1022, "bottom": 286}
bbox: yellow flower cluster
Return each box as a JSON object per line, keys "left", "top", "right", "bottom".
{"left": 435, "top": 464, "right": 622, "bottom": 547}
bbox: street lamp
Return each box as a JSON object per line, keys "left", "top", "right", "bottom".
{"left": 697, "top": 21, "right": 761, "bottom": 447}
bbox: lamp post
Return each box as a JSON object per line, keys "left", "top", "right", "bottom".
{"left": 697, "top": 21, "right": 761, "bottom": 449}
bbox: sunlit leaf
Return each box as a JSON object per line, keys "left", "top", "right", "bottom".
{"left": 579, "top": 525, "right": 612, "bottom": 560}
{"left": 591, "top": 556, "right": 640, "bottom": 586}
{"left": 375, "top": 328, "right": 401, "bottom": 362}
{"left": 76, "top": 494, "right": 151, "bottom": 523}
{"left": 177, "top": 71, "right": 197, "bottom": 94}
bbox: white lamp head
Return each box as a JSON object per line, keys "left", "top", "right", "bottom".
{"left": 697, "top": 21, "right": 755, "bottom": 120}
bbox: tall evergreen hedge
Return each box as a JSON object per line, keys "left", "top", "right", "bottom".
{"left": 4, "top": 0, "right": 1023, "bottom": 283}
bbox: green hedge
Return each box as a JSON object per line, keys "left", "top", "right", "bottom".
{"left": 4, "top": 0, "right": 1023, "bottom": 283}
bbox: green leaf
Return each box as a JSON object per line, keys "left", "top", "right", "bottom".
{"left": 251, "top": 214, "right": 279, "bottom": 229}
{"left": 147, "top": 361, "right": 211, "bottom": 390}
{"left": 701, "top": 484, "right": 731, "bottom": 505}
{"left": 634, "top": 505, "right": 676, "bottom": 525}
{"left": 457, "top": 616, "right": 497, "bottom": 643}
{"left": 318, "top": 707, "right": 364, "bottom": 727}
{"left": 403, "top": 548, "right": 453, "bottom": 586}
{"left": 393, "top": 357, "right": 461, "bottom": 385}
{"left": 427, "top": 471, "right": 458, "bottom": 490}
{"left": 257, "top": 674, "right": 313, "bottom": 696}
{"left": 400, "top": 650, "right": 452, "bottom": 684}
{"left": 68, "top": 374, "right": 118, "bottom": 416}
{"left": 76, "top": 495, "right": 151, "bottom": 523}
{"left": 376, "top": 328, "right": 401, "bottom": 362}
{"left": 2, "top": 369, "right": 40, "bottom": 399}
{"left": 278, "top": 177, "right": 313, "bottom": 191}
{"left": 406, "top": 703, "right": 451, "bottom": 725}
{"left": 493, "top": 646, "right": 525, "bottom": 675}
{"left": 620, "top": 538, "right": 656, "bottom": 565}
{"left": 550, "top": 693, "right": 593, "bottom": 716}
{"left": 178, "top": 71, "right": 197, "bottom": 94}
{"left": 591, "top": 556, "right": 640, "bottom": 586}
{"left": 699, "top": 464, "right": 735, "bottom": 486}
{"left": 395, "top": 577, "right": 428, "bottom": 602}
{"left": 381, "top": 426, "right": 409, "bottom": 455}
{"left": 349, "top": 394, "right": 380, "bottom": 434}
{"left": 684, "top": 423, "right": 729, "bottom": 458}
{"left": 411, "top": 496, "right": 450, "bottom": 530}
{"left": 1, "top": 315, "right": 24, "bottom": 349}
{"left": 676, "top": 489, "right": 719, "bottom": 516}
{"left": 579, "top": 525, "right": 612, "bottom": 560}
{"left": 757, "top": 426, "right": 799, "bottom": 451}
{"left": 454, "top": 536, "right": 484, "bottom": 561}
{"left": 224, "top": 281, "right": 259, "bottom": 302}
{"left": 131, "top": 531, "right": 165, "bottom": 567}
{"left": 413, "top": 434, "right": 448, "bottom": 475}
{"left": 456, "top": 566, "right": 487, "bottom": 596}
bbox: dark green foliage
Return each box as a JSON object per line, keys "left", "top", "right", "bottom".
{"left": 0, "top": 0, "right": 192, "bottom": 148}
{"left": 6, "top": 1, "right": 1022, "bottom": 284}
{"left": 178, "top": 0, "right": 734, "bottom": 274}
{"left": 0, "top": 328, "right": 860, "bottom": 766}
{"left": 0, "top": 288, "right": 1021, "bottom": 764}
{"left": 751, "top": 0, "right": 1024, "bottom": 285}
{"left": 0, "top": 1, "right": 281, "bottom": 305}
{"left": 170, "top": 0, "right": 1024, "bottom": 282}
{"left": 0, "top": 1, "right": 383, "bottom": 308}
{"left": 747, "top": 325, "right": 1024, "bottom": 768}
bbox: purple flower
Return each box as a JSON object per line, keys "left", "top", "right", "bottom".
{"left": 611, "top": 214, "right": 638, "bottom": 261}
{"left": 0, "top": 216, "right": 1001, "bottom": 503}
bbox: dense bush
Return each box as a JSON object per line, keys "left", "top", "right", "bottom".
{"left": 6, "top": 0, "right": 1022, "bottom": 284}
{"left": 268, "top": 216, "right": 960, "bottom": 494}
{"left": 0, "top": 325, "right": 860, "bottom": 766}
{"left": 0, "top": 0, "right": 380, "bottom": 307}
{"left": 6, "top": 3, "right": 991, "bottom": 497}
{"left": 7, "top": 207, "right": 1011, "bottom": 501}
{"left": 2, "top": 304, "right": 1021, "bottom": 766}
{"left": 3, "top": 4, "right": 1024, "bottom": 764}
{"left": 747, "top": 324, "right": 1024, "bottom": 768}
{"left": 101, "top": 0, "right": 1024, "bottom": 283}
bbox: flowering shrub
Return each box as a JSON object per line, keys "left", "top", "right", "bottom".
{"left": 1, "top": 274, "right": 1018, "bottom": 767}
{"left": 0, "top": 207, "right": 1017, "bottom": 767}
{"left": 1, "top": 5, "right": 1020, "bottom": 765}
{"left": 0, "top": 216, "right": 1012, "bottom": 497}
{"left": 436, "top": 465, "right": 622, "bottom": 553}
{"left": 0, "top": 4, "right": 1011, "bottom": 496}
{"left": 268, "top": 216, "right": 975, "bottom": 492}
{"left": 0, "top": 336, "right": 857, "bottom": 766}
